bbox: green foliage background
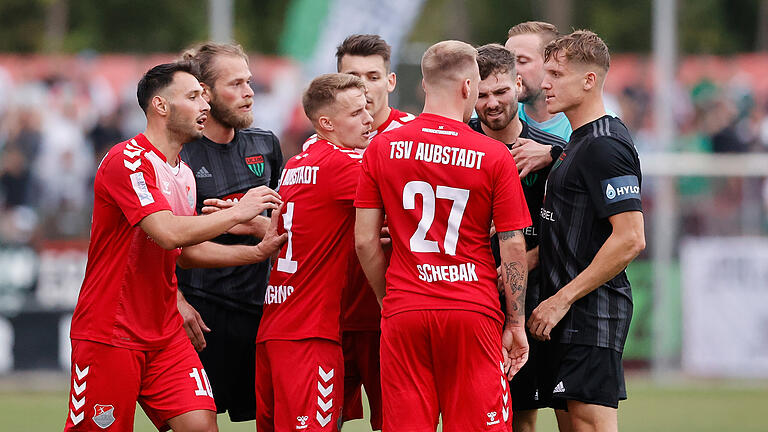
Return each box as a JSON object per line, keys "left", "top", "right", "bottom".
{"left": 0, "top": 0, "right": 763, "bottom": 54}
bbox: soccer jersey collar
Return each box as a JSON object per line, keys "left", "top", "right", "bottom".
{"left": 135, "top": 133, "right": 184, "bottom": 167}
{"left": 418, "top": 113, "right": 473, "bottom": 131}
{"left": 377, "top": 108, "right": 400, "bottom": 134}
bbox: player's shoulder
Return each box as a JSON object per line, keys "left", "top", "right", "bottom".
{"left": 523, "top": 120, "right": 567, "bottom": 147}
{"left": 325, "top": 141, "right": 364, "bottom": 165}
{"left": 236, "top": 127, "right": 279, "bottom": 146}
{"left": 237, "top": 127, "right": 277, "bottom": 138}
{"left": 295, "top": 139, "right": 362, "bottom": 166}
{"left": 391, "top": 108, "right": 416, "bottom": 124}
{"left": 584, "top": 117, "right": 636, "bottom": 154}
{"left": 99, "top": 135, "right": 152, "bottom": 173}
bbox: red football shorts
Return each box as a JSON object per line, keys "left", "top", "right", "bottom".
{"left": 64, "top": 337, "right": 216, "bottom": 431}
{"left": 380, "top": 310, "right": 512, "bottom": 432}
{"left": 341, "top": 330, "right": 382, "bottom": 430}
{"left": 255, "top": 339, "right": 344, "bottom": 432}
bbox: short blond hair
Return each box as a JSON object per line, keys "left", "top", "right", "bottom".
{"left": 544, "top": 30, "right": 610, "bottom": 71}
{"left": 507, "top": 21, "right": 560, "bottom": 51}
{"left": 421, "top": 40, "right": 478, "bottom": 87}
{"left": 302, "top": 73, "right": 366, "bottom": 121}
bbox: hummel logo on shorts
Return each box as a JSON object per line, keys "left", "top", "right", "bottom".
{"left": 196, "top": 166, "right": 213, "bottom": 178}
{"left": 553, "top": 381, "right": 566, "bottom": 393}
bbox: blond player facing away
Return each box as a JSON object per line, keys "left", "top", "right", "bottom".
{"left": 253, "top": 74, "right": 373, "bottom": 432}
{"left": 355, "top": 41, "right": 531, "bottom": 432}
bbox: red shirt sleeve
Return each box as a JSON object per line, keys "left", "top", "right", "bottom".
{"left": 354, "top": 142, "right": 384, "bottom": 209}
{"left": 98, "top": 152, "right": 172, "bottom": 226}
{"left": 492, "top": 150, "right": 532, "bottom": 232}
{"left": 332, "top": 154, "right": 363, "bottom": 204}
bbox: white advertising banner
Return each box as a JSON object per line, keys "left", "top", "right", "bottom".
{"left": 682, "top": 237, "right": 768, "bottom": 377}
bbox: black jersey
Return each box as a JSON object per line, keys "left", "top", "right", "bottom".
{"left": 468, "top": 117, "right": 566, "bottom": 317}
{"left": 539, "top": 115, "right": 642, "bottom": 352}
{"left": 177, "top": 128, "right": 283, "bottom": 313}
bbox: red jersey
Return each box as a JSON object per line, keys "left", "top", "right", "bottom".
{"left": 70, "top": 134, "right": 197, "bottom": 350}
{"left": 355, "top": 113, "right": 531, "bottom": 324}
{"left": 343, "top": 107, "right": 415, "bottom": 331}
{"left": 257, "top": 139, "right": 362, "bottom": 343}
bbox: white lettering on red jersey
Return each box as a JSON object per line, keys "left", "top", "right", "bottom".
{"left": 70, "top": 134, "right": 196, "bottom": 349}
{"left": 354, "top": 113, "right": 531, "bottom": 323}
{"left": 258, "top": 139, "right": 362, "bottom": 342}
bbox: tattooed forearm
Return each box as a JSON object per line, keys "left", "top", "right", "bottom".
{"left": 498, "top": 230, "right": 521, "bottom": 241}
{"left": 503, "top": 261, "right": 527, "bottom": 326}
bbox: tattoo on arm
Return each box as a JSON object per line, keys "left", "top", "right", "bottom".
{"left": 503, "top": 261, "right": 526, "bottom": 326}
{"left": 498, "top": 230, "right": 521, "bottom": 241}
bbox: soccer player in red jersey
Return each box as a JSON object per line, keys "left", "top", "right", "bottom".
{"left": 355, "top": 40, "right": 531, "bottom": 432}
{"left": 64, "top": 62, "right": 286, "bottom": 432}
{"left": 334, "top": 33, "right": 414, "bottom": 431}
{"left": 254, "top": 73, "right": 373, "bottom": 432}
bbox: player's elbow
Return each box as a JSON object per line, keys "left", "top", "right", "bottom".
{"left": 354, "top": 235, "right": 376, "bottom": 258}
{"left": 154, "top": 232, "right": 184, "bottom": 250}
{"left": 176, "top": 253, "right": 193, "bottom": 269}
{"left": 624, "top": 230, "right": 645, "bottom": 260}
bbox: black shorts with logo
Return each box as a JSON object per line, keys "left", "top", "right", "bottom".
{"left": 186, "top": 296, "right": 262, "bottom": 421}
{"left": 509, "top": 336, "right": 556, "bottom": 411}
{"left": 543, "top": 343, "right": 627, "bottom": 409}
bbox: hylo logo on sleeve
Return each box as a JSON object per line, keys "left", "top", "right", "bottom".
{"left": 601, "top": 175, "right": 640, "bottom": 203}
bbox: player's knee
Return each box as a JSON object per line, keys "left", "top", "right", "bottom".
{"left": 512, "top": 409, "right": 538, "bottom": 432}
{"left": 179, "top": 422, "right": 218, "bottom": 432}
{"left": 167, "top": 411, "right": 218, "bottom": 432}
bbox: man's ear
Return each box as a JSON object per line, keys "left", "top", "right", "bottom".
{"left": 151, "top": 95, "right": 168, "bottom": 116}
{"left": 201, "top": 83, "right": 212, "bottom": 103}
{"left": 583, "top": 71, "right": 597, "bottom": 91}
{"left": 461, "top": 78, "right": 471, "bottom": 99}
{"left": 318, "top": 115, "right": 333, "bottom": 132}
{"left": 387, "top": 72, "right": 397, "bottom": 93}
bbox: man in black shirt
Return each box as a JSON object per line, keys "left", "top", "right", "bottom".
{"left": 468, "top": 43, "right": 566, "bottom": 432}
{"left": 176, "top": 42, "right": 283, "bottom": 422}
{"left": 530, "top": 31, "right": 645, "bottom": 432}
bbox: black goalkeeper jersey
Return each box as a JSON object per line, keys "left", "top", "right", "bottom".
{"left": 177, "top": 128, "right": 283, "bottom": 313}
{"left": 468, "top": 117, "right": 566, "bottom": 318}
{"left": 539, "top": 115, "right": 642, "bottom": 352}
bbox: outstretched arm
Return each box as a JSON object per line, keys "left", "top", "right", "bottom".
{"left": 177, "top": 206, "right": 287, "bottom": 268}
{"left": 140, "top": 186, "right": 281, "bottom": 250}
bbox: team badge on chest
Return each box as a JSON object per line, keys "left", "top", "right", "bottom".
{"left": 92, "top": 404, "right": 116, "bottom": 429}
{"left": 245, "top": 154, "right": 265, "bottom": 176}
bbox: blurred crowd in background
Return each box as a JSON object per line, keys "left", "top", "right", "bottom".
{"left": 1, "top": 52, "right": 767, "bottom": 247}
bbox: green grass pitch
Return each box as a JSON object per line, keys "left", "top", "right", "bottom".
{"left": 3, "top": 375, "right": 766, "bottom": 431}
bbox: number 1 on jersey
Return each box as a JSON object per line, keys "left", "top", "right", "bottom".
{"left": 403, "top": 181, "right": 469, "bottom": 256}
{"left": 277, "top": 202, "right": 298, "bottom": 273}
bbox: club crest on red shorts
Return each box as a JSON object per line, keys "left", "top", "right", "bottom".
{"left": 92, "top": 404, "right": 115, "bottom": 429}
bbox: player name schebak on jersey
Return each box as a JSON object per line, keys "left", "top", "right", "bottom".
{"left": 389, "top": 141, "right": 485, "bottom": 170}
{"left": 416, "top": 262, "right": 478, "bottom": 283}
{"left": 278, "top": 166, "right": 320, "bottom": 187}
